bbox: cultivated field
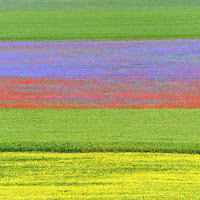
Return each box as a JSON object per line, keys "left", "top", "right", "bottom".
{"left": 1, "top": 109, "right": 200, "bottom": 153}
{"left": 1, "top": 40, "right": 199, "bottom": 109}
{"left": 0, "top": 0, "right": 200, "bottom": 199}
{"left": 1, "top": 152, "right": 200, "bottom": 199}
{"left": 0, "top": 0, "right": 200, "bottom": 40}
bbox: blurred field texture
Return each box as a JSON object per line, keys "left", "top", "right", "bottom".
{"left": 1, "top": 40, "right": 199, "bottom": 109}
{"left": 1, "top": 109, "right": 199, "bottom": 153}
{"left": 1, "top": 0, "right": 200, "bottom": 199}
{"left": 0, "top": 0, "right": 200, "bottom": 40}
{"left": 0, "top": 152, "right": 200, "bottom": 199}
{"left": 0, "top": 0, "right": 199, "bottom": 152}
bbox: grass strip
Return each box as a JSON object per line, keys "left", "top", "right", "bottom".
{"left": 0, "top": 109, "right": 199, "bottom": 153}
{"left": 0, "top": 0, "right": 199, "bottom": 40}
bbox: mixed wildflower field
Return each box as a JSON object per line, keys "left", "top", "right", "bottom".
{"left": 0, "top": 0, "right": 200, "bottom": 199}
{"left": 1, "top": 40, "right": 199, "bottom": 109}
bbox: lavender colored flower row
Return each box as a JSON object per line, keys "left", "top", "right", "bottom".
{"left": 0, "top": 40, "right": 199, "bottom": 82}
{"left": 0, "top": 40, "right": 199, "bottom": 108}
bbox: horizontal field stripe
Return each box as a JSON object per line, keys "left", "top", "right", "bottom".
{"left": 0, "top": 2, "right": 200, "bottom": 41}
{"left": 1, "top": 109, "right": 199, "bottom": 153}
{"left": 1, "top": 0, "right": 200, "bottom": 12}
{"left": 0, "top": 40, "right": 199, "bottom": 108}
{"left": 0, "top": 152, "right": 200, "bottom": 199}
{"left": 0, "top": 77, "right": 199, "bottom": 109}
{"left": 1, "top": 40, "right": 199, "bottom": 80}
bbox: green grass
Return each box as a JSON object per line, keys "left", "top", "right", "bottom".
{"left": 0, "top": 0, "right": 200, "bottom": 40}
{"left": 0, "top": 109, "right": 199, "bottom": 153}
{"left": 0, "top": 152, "right": 200, "bottom": 199}
{"left": 1, "top": 0, "right": 200, "bottom": 12}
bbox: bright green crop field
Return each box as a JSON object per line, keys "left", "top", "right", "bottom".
{"left": 0, "top": 109, "right": 199, "bottom": 153}
{"left": 0, "top": 152, "right": 200, "bottom": 199}
{"left": 0, "top": 0, "right": 200, "bottom": 40}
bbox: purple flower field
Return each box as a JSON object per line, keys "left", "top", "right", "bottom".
{"left": 0, "top": 39, "right": 199, "bottom": 108}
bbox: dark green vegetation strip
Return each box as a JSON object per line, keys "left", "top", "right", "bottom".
{"left": 0, "top": 109, "right": 199, "bottom": 153}
{"left": 0, "top": 0, "right": 200, "bottom": 40}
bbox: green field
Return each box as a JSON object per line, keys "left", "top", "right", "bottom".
{"left": 1, "top": 109, "right": 199, "bottom": 153}
{"left": 0, "top": 152, "right": 199, "bottom": 199}
{"left": 0, "top": 0, "right": 200, "bottom": 40}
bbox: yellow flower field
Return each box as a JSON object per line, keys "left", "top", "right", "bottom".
{"left": 0, "top": 152, "right": 200, "bottom": 199}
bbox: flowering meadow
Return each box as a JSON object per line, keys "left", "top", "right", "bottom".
{"left": 1, "top": 152, "right": 200, "bottom": 199}
{"left": 0, "top": 0, "right": 200, "bottom": 199}
{"left": 1, "top": 40, "right": 199, "bottom": 109}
